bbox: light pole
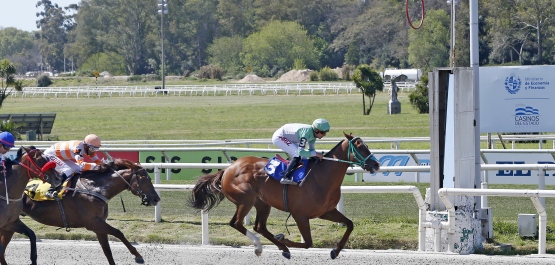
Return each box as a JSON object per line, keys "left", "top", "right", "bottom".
{"left": 447, "top": 0, "right": 457, "bottom": 67}
{"left": 158, "top": 0, "right": 168, "bottom": 90}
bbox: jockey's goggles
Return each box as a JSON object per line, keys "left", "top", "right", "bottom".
{"left": 2, "top": 145, "right": 11, "bottom": 150}
{"left": 318, "top": 130, "right": 328, "bottom": 135}
{"left": 88, "top": 145, "right": 100, "bottom": 152}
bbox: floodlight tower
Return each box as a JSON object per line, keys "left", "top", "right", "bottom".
{"left": 158, "top": 0, "right": 169, "bottom": 90}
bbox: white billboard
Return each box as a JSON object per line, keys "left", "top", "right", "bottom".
{"left": 480, "top": 66, "right": 555, "bottom": 133}
{"left": 364, "top": 152, "right": 555, "bottom": 185}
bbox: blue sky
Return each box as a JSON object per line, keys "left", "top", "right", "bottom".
{"left": 0, "top": 0, "right": 78, "bottom": 32}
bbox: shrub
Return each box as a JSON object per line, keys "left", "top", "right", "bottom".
{"left": 293, "top": 58, "right": 306, "bottom": 70}
{"left": 319, "top": 66, "right": 338, "bottom": 81}
{"left": 254, "top": 65, "right": 270, "bottom": 78}
{"left": 408, "top": 75, "right": 429, "bottom": 114}
{"left": 342, "top": 64, "right": 355, "bottom": 81}
{"left": 127, "top": 75, "right": 143, "bottom": 82}
{"left": 36, "top": 75, "right": 52, "bottom": 87}
{"left": 309, "top": 71, "right": 319, "bottom": 81}
{"left": 198, "top": 64, "right": 224, "bottom": 80}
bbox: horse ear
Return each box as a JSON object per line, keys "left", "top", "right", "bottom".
{"left": 343, "top": 132, "right": 352, "bottom": 140}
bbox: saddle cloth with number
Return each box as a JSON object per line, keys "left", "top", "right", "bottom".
{"left": 264, "top": 154, "right": 309, "bottom": 183}
{"left": 24, "top": 179, "right": 71, "bottom": 201}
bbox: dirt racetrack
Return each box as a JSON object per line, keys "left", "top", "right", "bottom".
{"left": 5, "top": 239, "right": 555, "bottom": 265}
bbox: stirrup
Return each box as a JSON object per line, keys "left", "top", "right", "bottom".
{"left": 45, "top": 190, "right": 60, "bottom": 200}
{"left": 280, "top": 178, "right": 298, "bottom": 185}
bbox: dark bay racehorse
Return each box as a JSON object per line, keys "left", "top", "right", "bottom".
{"left": 0, "top": 147, "right": 56, "bottom": 265}
{"left": 19, "top": 156, "right": 160, "bottom": 265}
{"left": 190, "top": 133, "right": 380, "bottom": 259}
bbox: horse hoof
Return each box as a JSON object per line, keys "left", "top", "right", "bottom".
{"left": 330, "top": 249, "right": 337, "bottom": 259}
{"left": 282, "top": 251, "right": 291, "bottom": 259}
{"left": 254, "top": 248, "right": 262, "bottom": 256}
{"left": 135, "top": 256, "right": 145, "bottom": 264}
{"left": 274, "top": 234, "right": 284, "bottom": 241}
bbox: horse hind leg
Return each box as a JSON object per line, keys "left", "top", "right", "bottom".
{"left": 230, "top": 203, "right": 263, "bottom": 256}
{"left": 252, "top": 199, "right": 291, "bottom": 259}
{"left": 318, "top": 209, "right": 354, "bottom": 259}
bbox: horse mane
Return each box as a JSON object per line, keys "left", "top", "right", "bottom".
{"left": 110, "top": 159, "right": 141, "bottom": 171}
{"left": 324, "top": 133, "right": 354, "bottom": 158}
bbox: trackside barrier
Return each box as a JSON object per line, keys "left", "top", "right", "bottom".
{"left": 147, "top": 163, "right": 429, "bottom": 248}
{"left": 153, "top": 183, "right": 428, "bottom": 249}
{"left": 439, "top": 188, "right": 555, "bottom": 255}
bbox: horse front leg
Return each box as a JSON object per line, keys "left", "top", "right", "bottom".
{"left": 89, "top": 219, "right": 143, "bottom": 264}
{"left": 0, "top": 242, "right": 5, "bottom": 265}
{"left": 0, "top": 230, "right": 8, "bottom": 265}
{"left": 95, "top": 232, "right": 117, "bottom": 265}
{"left": 319, "top": 209, "right": 354, "bottom": 259}
{"left": 2, "top": 220, "right": 37, "bottom": 265}
{"left": 275, "top": 215, "right": 313, "bottom": 250}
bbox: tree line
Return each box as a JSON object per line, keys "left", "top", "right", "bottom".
{"left": 0, "top": 0, "right": 554, "bottom": 77}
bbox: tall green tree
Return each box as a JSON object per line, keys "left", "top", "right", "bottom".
{"left": 241, "top": 20, "right": 318, "bottom": 75}
{"left": 0, "top": 59, "right": 18, "bottom": 109}
{"left": 513, "top": 0, "right": 555, "bottom": 64}
{"left": 0, "top": 28, "right": 38, "bottom": 73}
{"left": 330, "top": 0, "right": 408, "bottom": 69}
{"left": 36, "top": 0, "right": 73, "bottom": 71}
{"left": 216, "top": 0, "right": 255, "bottom": 37}
{"left": 408, "top": 9, "right": 450, "bottom": 71}
{"left": 207, "top": 36, "right": 244, "bottom": 72}
{"left": 73, "top": 0, "right": 157, "bottom": 75}
{"left": 352, "top": 64, "right": 383, "bottom": 115}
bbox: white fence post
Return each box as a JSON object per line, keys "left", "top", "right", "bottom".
{"left": 154, "top": 167, "right": 162, "bottom": 223}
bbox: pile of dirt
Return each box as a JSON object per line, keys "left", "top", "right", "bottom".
{"left": 276, "top": 69, "right": 312, "bottom": 82}
{"left": 237, "top": 74, "right": 265, "bottom": 83}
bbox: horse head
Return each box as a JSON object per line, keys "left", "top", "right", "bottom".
{"left": 114, "top": 159, "right": 160, "bottom": 206}
{"left": 16, "top": 146, "right": 57, "bottom": 183}
{"left": 343, "top": 133, "right": 380, "bottom": 173}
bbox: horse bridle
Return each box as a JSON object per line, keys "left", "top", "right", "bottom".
{"left": 16, "top": 149, "right": 52, "bottom": 182}
{"left": 111, "top": 167, "right": 150, "bottom": 205}
{"left": 322, "top": 137, "right": 378, "bottom": 173}
{"left": 347, "top": 137, "right": 378, "bottom": 172}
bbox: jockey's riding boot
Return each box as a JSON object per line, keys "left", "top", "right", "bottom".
{"left": 280, "top": 156, "right": 301, "bottom": 185}
{"left": 45, "top": 173, "right": 67, "bottom": 199}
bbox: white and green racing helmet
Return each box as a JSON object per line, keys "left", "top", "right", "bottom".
{"left": 312, "top": 118, "right": 330, "bottom": 132}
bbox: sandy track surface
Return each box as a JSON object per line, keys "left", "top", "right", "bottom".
{"left": 5, "top": 239, "right": 555, "bottom": 265}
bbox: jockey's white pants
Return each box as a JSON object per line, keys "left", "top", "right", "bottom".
{"left": 43, "top": 148, "right": 80, "bottom": 176}
{"left": 272, "top": 132, "right": 300, "bottom": 158}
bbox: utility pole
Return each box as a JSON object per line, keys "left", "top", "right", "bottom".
{"left": 158, "top": 0, "right": 168, "bottom": 90}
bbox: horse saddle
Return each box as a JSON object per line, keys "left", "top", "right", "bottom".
{"left": 264, "top": 154, "right": 309, "bottom": 183}
{"left": 24, "top": 179, "right": 71, "bottom": 201}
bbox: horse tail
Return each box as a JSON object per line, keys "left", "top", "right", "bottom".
{"left": 189, "top": 170, "right": 226, "bottom": 212}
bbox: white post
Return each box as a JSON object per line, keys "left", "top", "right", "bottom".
{"left": 539, "top": 169, "right": 546, "bottom": 207}
{"left": 202, "top": 210, "right": 210, "bottom": 245}
{"left": 154, "top": 167, "right": 161, "bottom": 222}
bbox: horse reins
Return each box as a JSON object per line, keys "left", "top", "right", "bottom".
{"left": 1, "top": 149, "right": 50, "bottom": 205}
{"left": 16, "top": 149, "right": 50, "bottom": 182}
{"left": 321, "top": 137, "right": 377, "bottom": 168}
{"left": 1, "top": 160, "right": 22, "bottom": 204}
{"left": 111, "top": 167, "right": 150, "bottom": 205}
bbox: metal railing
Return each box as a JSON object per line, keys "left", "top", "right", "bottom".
{"left": 14, "top": 83, "right": 357, "bottom": 98}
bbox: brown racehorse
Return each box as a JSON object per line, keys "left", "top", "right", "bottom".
{"left": 190, "top": 133, "right": 380, "bottom": 259}
{"left": 18, "top": 155, "right": 160, "bottom": 265}
{"left": 0, "top": 147, "right": 57, "bottom": 265}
